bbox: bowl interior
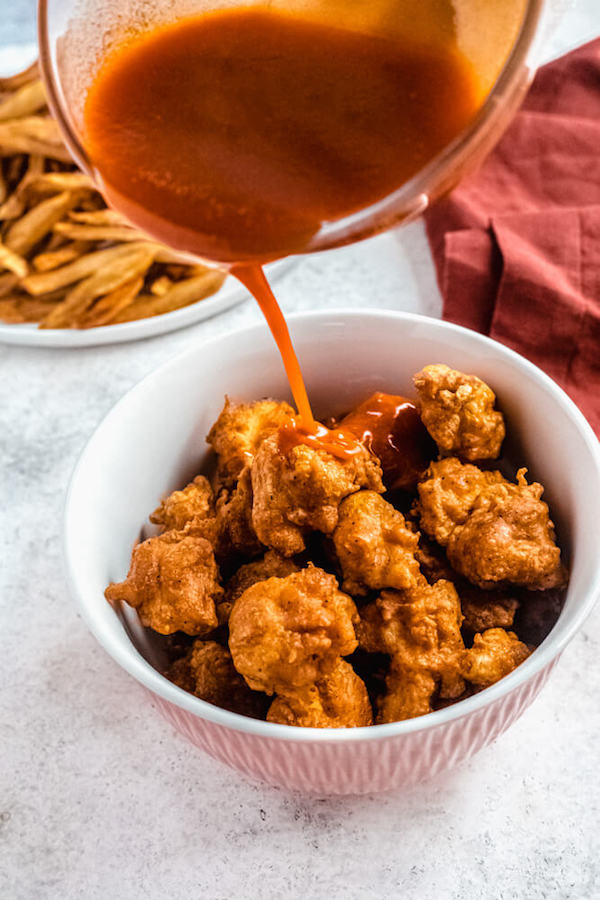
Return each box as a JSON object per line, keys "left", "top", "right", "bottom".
{"left": 65, "top": 310, "right": 600, "bottom": 736}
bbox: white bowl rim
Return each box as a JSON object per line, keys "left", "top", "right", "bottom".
{"left": 64, "top": 308, "right": 600, "bottom": 743}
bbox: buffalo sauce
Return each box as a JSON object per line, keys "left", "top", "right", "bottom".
{"left": 82, "top": 9, "right": 481, "bottom": 445}
{"left": 340, "top": 392, "right": 436, "bottom": 488}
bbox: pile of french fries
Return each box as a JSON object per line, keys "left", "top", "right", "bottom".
{"left": 0, "top": 62, "right": 226, "bottom": 329}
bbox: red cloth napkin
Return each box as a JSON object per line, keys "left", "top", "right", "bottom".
{"left": 425, "top": 39, "right": 600, "bottom": 434}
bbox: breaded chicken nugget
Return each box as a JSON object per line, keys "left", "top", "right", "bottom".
{"left": 215, "top": 467, "right": 263, "bottom": 558}
{"left": 447, "top": 470, "right": 566, "bottom": 590}
{"left": 267, "top": 660, "right": 372, "bottom": 727}
{"left": 357, "top": 577, "right": 465, "bottom": 700}
{"left": 167, "top": 640, "right": 266, "bottom": 718}
{"left": 414, "top": 364, "right": 505, "bottom": 461}
{"left": 251, "top": 431, "right": 383, "bottom": 556}
{"left": 333, "top": 491, "right": 420, "bottom": 595}
{"left": 150, "top": 475, "right": 215, "bottom": 533}
{"left": 417, "top": 457, "right": 504, "bottom": 546}
{"left": 229, "top": 566, "right": 358, "bottom": 695}
{"left": 105, "top": 528, "right": 222, "bottom": 635}
{"left": 464, "top": 628, "right": 531, "bottom": 687}
{"left": 207, "top": 397, "right": 294, "bottom": 488}
{"left": 217, "top": 550, "right": 300, "bottom": 625}
{"left": 377, "top": 663, "right": 437, "bottom": 723}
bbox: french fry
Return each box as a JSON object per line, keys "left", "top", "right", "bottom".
{"left": 52, "top": 222, "right": 139, "bottom": 242}
{"left": 32, "top": 240, "right": 92, "bottom": 272}
{"left": 0, "top": 297, "right": 25, "bottom": 322}
{"left": 149, "top": 275, "right": 172, "bottom": 296}
{"left": 0, "top": 116, "right": 72, "bottom": 161}
{"left": 79, "top": 275, "right": 144, "bottom": 327}
{"left": 0, "top": 80, "right": 46, "bottom": 121}
{"left": 5, "top": 189, "right": 80, "bottom": 255}
{"left": 0, "top": 272, "right": 19, "bottom": 296}
{"left": 0, "top": 62, "right": 38, "bottom": 92}
{"left": 40, "top": 245, "right": 156, "bottom": 328}
{"left": 112, "top": 270, "right": 226, "bottom": 322}
{"left": 22, "top": 241, "right": 155, "bottom": 295}
{"left": 67, "top": 209, "right": 126, "bottom": 226}
{"left": 0, "top": 60, "right": 227, "bottom": 329}
{"left": 0, "top": 241, "right": 28, "bottom": 277}
{"left": 26, "top": 171, "right": 95, "bottom": 195}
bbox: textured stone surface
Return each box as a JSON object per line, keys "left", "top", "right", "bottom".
{"left": 1, "top": 6, "right": 599, "bottom": 898}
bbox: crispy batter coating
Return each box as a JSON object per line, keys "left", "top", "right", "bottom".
{"left": 414, "top": 364, "right": 505, "bottom": 461}
{"left": 377, "top": 663, "right": 437, "bottom": 723}
{"left": 150, "top": 475, "right": 215, "bottom": 533}
{"left": 207, "top": 397, "right": 294, "bottom": 488}
{"left": 417, "top": 457, "right": 504, "bottom": 546}
{"left": 333, "top": 491, "right": 420, "bottom": 595}
{"left": 217, "top": 550, "right": 300, "bottom": 625}
{"left": 229, "top": 566, "right": 358, "bottom": 695}
{"left": 251, "top": 432, "right": 384, "bottom": 556}
{"left": 447, "top": 470, "right": 566, "bottom": 590}
{"left": 215, "top": 467, "right": 263, "bottom": 558}
{"left": 225, "top": 550, "right": 300, "bottom": 606}
{"left": 105, "top": 528, "right": 222, "bottom": 635}
{"left": 167, "top": 640, "right": 266, "bottom": 717}
{"left": 267, "top": 660, "right": 372, "bottom": 727}
{"left": 464, "top": 628, "right": 531, "bottom": 687}
{"left": 357, "top": 578, "right": 465, "bottom": 699}
{"left": 460, "top": 585, "right": 519, "bottom": 633}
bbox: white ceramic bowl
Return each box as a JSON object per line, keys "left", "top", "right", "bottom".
{"left": 64, "top": 310, "right": 600, "bottom": 794}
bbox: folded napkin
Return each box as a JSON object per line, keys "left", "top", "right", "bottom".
{"left": 425, "top": 39, "right": 600, "bottom": 434}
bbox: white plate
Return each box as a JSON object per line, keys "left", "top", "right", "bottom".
{"left": 0, "top": 43, "right": 296, "bottom": 347}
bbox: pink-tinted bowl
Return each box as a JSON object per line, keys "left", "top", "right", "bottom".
{"left": 64, "top": 310, "right": 600, "bottom": 794}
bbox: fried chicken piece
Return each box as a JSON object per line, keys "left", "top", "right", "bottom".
{"left": 215, "top": 466, "right": 263, "bottom": 559}
{"left": 357, "top": 578, "right": 465, "bottom": 699}
{"left": 377, "top": 663, "right": 437, "bottom": 723}
{"left": 413, "top": 364, "right": 505, "bottom": 461}
{"left": 150, "top": 475, "right": 215, "bottom": 533}
{"left": 167, "top": 640, "right": 266, "bottom": 718}
{"left": 229, "top": 566, "right": 358, "bottom": 695}
{"left": 417, "top": 457, "right": 504, "bottom": 546}
{"left": 267, "top": 660, "right": 372, "bottom": 727}
{"left": 105, "top": 528, "right": 222, "bottom": 635}
{"left": 447, "top": 470, "right": 566, "bottom": 590}
{"left": 207, "top": 397, "right": 294, "bottom": 488}
{"left": 217, "top": 550, "right": 301, "bottom": 625}
{"left": 460, "top": 585, "right": 519, "bottom": 633}
{"left": 333, "top": 491, "right": 420, "bottom": 595}
{"left": 251, "top": 431, "right": 384, "bottom": 556}
{"left": 464, "top": 628, "right": 531, "bottom": 687}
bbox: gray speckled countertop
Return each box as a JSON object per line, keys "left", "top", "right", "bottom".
{"left": 2, "top": 4, "right": 600, "bottom": 899}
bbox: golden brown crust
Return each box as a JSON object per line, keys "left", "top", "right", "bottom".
{"left": 207, "top": 397, "right": 294, "bottom": 489}
{"left": 447, "top": 470, "right": 566, "bottom": 590}
{"left": 104, "top": 528, "right": 222, "bottom": 635}
{"left": 357, "top": 578, "right": 465, "bottom": 700}
{"left": 377, "top": 663, "right": 437, "bottom": 723}
{"left": 228, "top": 566, "right": 358, "bottom": 695}
{"left": 413, "top": 364, "right": 505, "bottom": 461}
{"left": 417, "top": 457, "right": 504, "bottom": 547}
{"left": 167, "top": 640, "right": 266, "bottom": 718}
{"left": 150, "top": 475, "right": 215, "bottom": 533}
{"left": 333, "top": 491, "right": 420, "bottom": 595}
{"left": 250, "top": 432, "right": 383, "bottom": 556}
{"left": 464, "top": 628, "right": 531, "bottom": 687}
{"left": 267, "top": 660, "right": 372, "bottom": 727}
{"left": 224, "top": 550, "right": 300, "bottom": 607}
{"left": 215, "top": 467, "right": 263, "bottom": 558}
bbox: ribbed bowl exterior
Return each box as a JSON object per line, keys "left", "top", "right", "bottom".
{"left": 150, "top": 658, "right": 557, "bottom": 795}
